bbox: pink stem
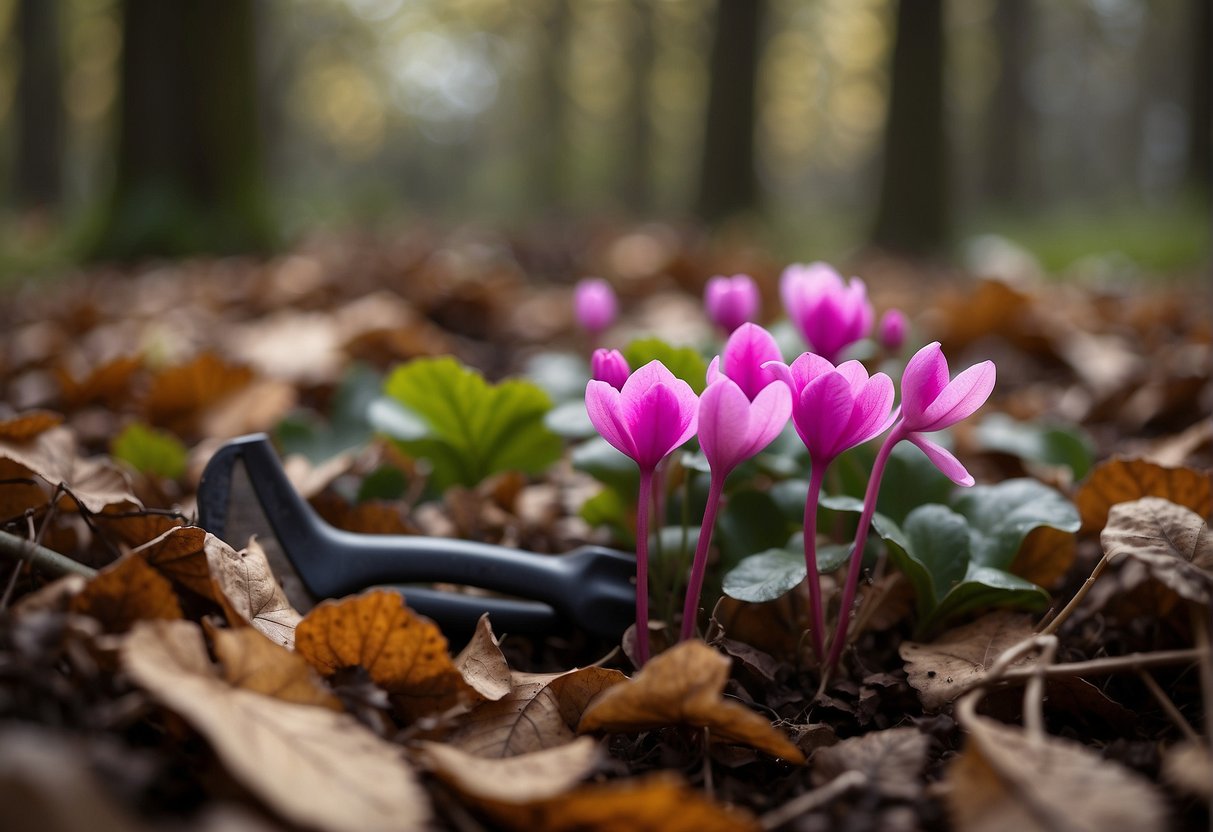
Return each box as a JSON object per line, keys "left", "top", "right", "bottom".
{"left": 680, "top": 472, "right": 725, "bottom": 641}
{"left": 634, "top": 468, "right": 654, "bottom": 665}
{"left": 823, "top": 422, "right": 905, "bottom": 674}
{"left": 802, "top": 461, "right": 828, "bottom": 661}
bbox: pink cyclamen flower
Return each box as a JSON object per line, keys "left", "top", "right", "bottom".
{"left": 704, "top": 274, "right": 761, "bottom": 334}
{"left": 574, "top": 278, "right": 618, "bottom": 336}
{"left": 591, "top": 348, "right": 630, "bottom": 391}
{"left": 896, "top": 341, "right": 996, "bottom": 487}
{"left": 878, "top": 308, "right": 908, "bottom": 353}
{"left": 706, "top": 321, "right": 783, "bottom": 401}
{"left": 779, "top": 262, "right": 874, "bottom": 364}
{"left": 586, "top": 360, "right": 698, "bottom": 665}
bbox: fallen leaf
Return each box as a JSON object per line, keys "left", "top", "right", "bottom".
{"left": 947, "top": 714, "right": 1168, "bottom": 832}
{"left": 131, "top": 526, "right": 214, "bottom": 599}
{"left": 711, "top": 589, "right": 814, "bottom": 661}
{"left": 311, "top": 492, "right": 416, "bottom": 535}
{"left": 0, "top": 425, "right": 139, "bottom": 512}
{"left": 1010, "top": 525, "right": 1076, "bottom": 588}
{"left": 198, "top": 378, "right": 298, "bottom": 439}
{"left": 93, "top": 506, "right": 185, "bottom": 548}
{"left": 122, "top": 620, "right": 432, "bottom": 832}
{"left": 447, "top": 666, "right": 627, "bottom": 757}
{"left": 899, "top": 612, "right": 1036, "bottom": 710}
{"left": 59, "top": 454, "right": 140, "bottom": 514}
{"left": 70, "top": 554, "right": 183, "bottom": 633}
{"left": 211, "top": 626, "right": 342, "bottom": 711}
{"left": 578, "top": 641, "right": 805, "bottom": 763}
{"left": 207, "top": 536, "right": 303, "bottom": 648}
{"left": 55, "top": 355, "right": 142, "bottom": 410}
{"left": 142, "top": 352, "right": 255, "bottom": 435}
{"left": 0, "top": 457, "right": 50, "bottom": 521}
{"left": 1076, "top": 457, "right": 1211, "bottom": 534}
{"left": 453, "top": 614, "right": 513, "bottom": 703}
{"left": 0, "top": 409, "right": 63, "bottom": 442}
{"left": 811, "top": 727, "right": 929, "bottom": 800}
{"left": 294, "top": 589, "right": 472, "bottom": 721}
{"left": 1161, "top": 740, "right": 1212, "bottom": 799}
{"left": 419, "top": 735, "right": 601, "bottom": 803}
{"left": 1101, "top": 497, "right": 1213, "bottom": 604}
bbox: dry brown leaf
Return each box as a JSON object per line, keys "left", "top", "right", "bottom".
{"left": 1076, "top": 457, "right": 1212, "bottom": 533}
{"left": 1161, "top": 740, "right": 1213, "bottom": 799}
{"left": 311, "top": 492, "right": 416, "bottom": 535}
{"left": 453, "top": 614, "right": 513, "bottom": 703}
{"left": 1011, "top": 525, "right": 1077, "bottom": 588}
{"left": 70, "top": 554, "right": 183, "bottom": 633}
{"left": 1101, "top": 497, "right": 1213, "bottom": 604}
{"left": 711, "top": 589, "right": 813, "bottom": 661}
{"left": 0, "top": 409, "right": 64, "bottom": 442}
{"left": 577, "top": 641, "right": 805, "bottom": 763}
{"left": 198, "top": 378, "right": 298, "bottom": 439}
{"left": 142, "top": 352, "right": 254, "bottom": 435}
{"left": 467, "top": 772, "right": 761, "bottom": 832}
{"left": 59, "top": 455, "right": 140, "bottom": 514}
{"left": 448, "top": 666, "right": 627, "bottom": 757}
{"left": 55, "top": 355, "right": 142, "bottom": 409}
{"left": 211, "top": 626, "right": 343, "bottom": 711}
{"left": 811, "top": 727, "right": 929, "bottom": 800}
{"left": 132, "top": 525, "right": 215, "bottom": 600}
{"left": 899, "top": 612, "right": 1036, "bottom": 710}
{"left": 122, "top": 620, "right": 432, "bottom": 832}
{"left": 0, "top": 424, "right": 73, "bottom": 486}
{"left": 295, "top": 589, "right": 472, "bottom": 721}
{"left": 207, "top": 536, "right": 302, "bottom": 648}
{"left": 419, "top": 735, "right": 601, "bottom": 803}
{"left": 947, "top": 714, "right": 1167, "bottom": 832}
{"left": 0, "top": 425, "right": 139, "bottom": 512}
{"left": 0, "top": 457, "right": 50, "bottom": 521}
{"left": 93, "top": 506, "right": 185, "bottom": 548}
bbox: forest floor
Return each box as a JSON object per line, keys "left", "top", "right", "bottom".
{"left": 0, "top": 226, "right": 1210, "bottom": 832}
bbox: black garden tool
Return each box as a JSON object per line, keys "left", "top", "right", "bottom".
{"left": 196, "top": 434, "right": 635, "bottom": 642}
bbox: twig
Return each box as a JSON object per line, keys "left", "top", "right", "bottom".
{"left": 1023, "top": 635, "right": 1058, "bottom": 742}
{"left": 759, "top": 771, "right": 867, "bottom": 831}
{"left": 0, "top": 528, "right": 97, "bottom": 580}
{"left": 1038, "top": 552, "right": 1110, "bottom": 636}
{"left": 998, "top": 647, "right": 1207, "bottom": 681}
{"left": 1136, "top": 669, "right": 1201, "bottom": 744}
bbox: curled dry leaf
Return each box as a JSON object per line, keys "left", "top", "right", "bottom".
{"left": 453, "top": 614, "right": 513, "bottom": 703}
{"left": 0, "top": 409, "right": 64, "bottom": 442}
{"left": 55, "top": 355, "right": 142, "bottom": 410}
{"left": 93, "top": 505, "right": 184, "bottom": 548}
{"left": 1101, "top": 497, "right": 1213, "bottom": 604}
{"left": 419, "top": 735, "right": 601, "bottom": 803}
{"left": 0, "top": 425, "right": 140, "bottom": 512}
{"left": 811, "top": 727, "right": 929, "bottom": 801}
{"left": 207, "top": 536, "right": 302, "bottom": 649}
{"left": 131, "top": 526, "right": 215, "bottom": 600}
{"left": 447, "top": 666, "right": 627, "bottom": 757}
{"left": 70, "top": 553, "right": 183, "bottom": 633}
{"left": 947, "top": 714, "right": 1167, "bottom": 832}
{"left": 294, "top": 589, "right": 472, "bottom": 722}
{"left": 1076, "top": 457, "right": 1211, "bottom": 533}
{"left": 210, "top": 626, "right": 342, "bottom": 711}
{"left": 577, "top": 641, "right": 805, "bottom": 764}
{"left": 0, "top": 457, "right": 50, "bottom": 520}
{"left": 142, "top": 352, "right": 254, "bottom": 435}
{"left": 1010, "top": 525, "right": 1077, "bottom": 589}
{"left": 899, "top": 611, "right": 1036, "bottom": 710}
{"left": 122, "top": 620, "right": 432, "bottom": 832}
{"left": 1161, "top": 741, "right": 1213, "bottom": 799}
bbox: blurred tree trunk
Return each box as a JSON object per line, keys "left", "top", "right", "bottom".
{"left": 91, "top": 0, "right": 273, "bottom": 259}
{"left": 982, "top": 0, "right": 1032, "bottom": 209}
{"left": 696, "top": 0, "right": 765, "bottom": 223}
{"left": 14, "top": 0, "right": 64, "bottom": 213}
{"left": 871, "top": 0, "right": 950, "bottom": 255}
{"left": 622, "top": 0, "right": 656, "bottom": 215}
{"left": 533, "top": 0, "right": 572, "bottom": 214}
{"left": 1190, "top": 0, "right": 1211, "bottom": 202}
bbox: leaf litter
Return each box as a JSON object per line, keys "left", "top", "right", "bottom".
{"left": 0, "top": 234, "right": 1210, "bottom": 829}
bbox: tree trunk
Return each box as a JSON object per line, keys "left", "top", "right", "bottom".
{"left": 91, "top": 0, "right": 273, "bottom": 259}
{"left": 532, "top": 0, "right": 572, "bottom": 215}
{"left": 14, "top": 0, "right": 64, "bottom": 212}
{"left": 1189, "top": 0, "right": 1211, "bottom": 202}
{"left": 981, "top": 0, "right": 1032, "bottom": 209}
{"left": 871, "top": 0, "right": 950, "bottom": 255}
{"left": 621, "top": 0, "right": 656, "bottom": 215}
{"left": 695, "top": 0, "right": 765, "bottom": 223}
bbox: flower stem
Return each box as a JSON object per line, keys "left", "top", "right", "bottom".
{"left": 634, "top": 468, "right": 654, "bottom": 665}
{"left": 802, "top": 462, "right": 828, "bottom": 661}
{"left": 681, "top": 472, "right": 724, "bottom": 641}
{"left": 823, "top": 423, "right": 904, "bottom": 675}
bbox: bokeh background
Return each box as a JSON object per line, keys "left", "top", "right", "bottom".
{"left": 0, "top": 0, "right": 1208, "bottom": 276}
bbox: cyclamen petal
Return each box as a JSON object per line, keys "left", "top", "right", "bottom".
{"left": 585, "top": 380, "right": 637, "bottom": 459}
{"left": 798, "top": 373, "right": 856, "bottom": 460}
{"left": 699, "top": 377, "right": 791, "bottom": 476}
{"left": 621, "top": 359, "right": 681, "bottom": 399}
{"left": 900, "top": 342, "right": 950, "bottom": 425}
{"left": 591, "top": 348, "right": 630, "bottom": 391}
{"left": 705, "top": 274, "right": 760, "bottom": 333}
{"left": 574, "top": 278, "right": 617, "bottom": 334}
{"left": 628, "top": 382, "right": 692, "bottom": 469}
{"left": 916, "top": 360, "right": 996, "bottom": 432}
{"left": 908, "top": 433, "right": 975, "bottom": 486}
{"left": 719, "top": 323, "right": 783, "bottom": 400}
{"left": 846, "top": 373, "right": 897, "bottom": 443}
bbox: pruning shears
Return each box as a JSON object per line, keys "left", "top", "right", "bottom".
{"left": 196, "top": 434, "right": 635, "bottom": 642}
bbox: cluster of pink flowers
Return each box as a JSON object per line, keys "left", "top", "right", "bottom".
{"left": 580, "top": 264, "right": 994, "bottom": 670}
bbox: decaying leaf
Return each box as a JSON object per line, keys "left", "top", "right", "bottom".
{"left": 0, "top": 425, "right": 140, "bottom": 512}
{"left": 0, "top": 409, "right": 64, "bottom": 442}
{"left": 1076, "top": 457, "right": 1211, "bottom": 533}
{"left": 207, "top": 536, "right": 303, "bottom": 648}
{"left": 71, "top": 553, "right": 183, "bottom": 633}
{"left": 947, "top": 713, "right": 1167, "bottom": 832}
{"left": 132, "top": 526, "right": 215, "bottom": 600}
{"left": 1161, "top": 740, "right": 1213, "bottom": 799}
{"left": 578, "top": 641, "right": 805, "bottom": 763}
{"left": 210, "top": 626, "right": 342, "bottom": 711}
{"left": 448, "top": 666, "right": 627, "bottom": 757}
{"left": 452, "top": 613, "right": 513, "bottom": 703}
{"left": 1010, "top": 525, "right": 1077, "bottom": 588}
{"left": 294, "top": 589, "right": 473, "bottom": 721}
{"left": 55, "top": 355, "right": 142, "bottom": 410}
{"left": 0, "top": 457, "right": 50, "bottom": 520}
{"left": 899, "top": 611, "right": 1036, "bottom": 710}
{"left": 419, "top": 735, "right": 601, "bottom": 803}
{"left": 811, "top": 727, "right": 929, "bottom": 800}
{"left": 93, "top": 506, "right": 185, "bottom": 548}
{"left": 1101, "top": 497, "right": 1213, "bottom": 604}
{"left": 142, "top": 352, "right": 255, "bottom": 435}
{"left": 122, "top": 620, "right": 432, "bottom": 832}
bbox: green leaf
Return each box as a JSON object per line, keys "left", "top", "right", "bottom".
{"left": 579, "top": 487, "right": 630, "bottom": 540}
{"left": 277, "top": 363, "right": 381, "bottom": 463}
{"left": 377, "top": 357, "right": 562, "bottom": 490}
{"left": 921, "top": 566, "right": 1050, "bottom": 635}
{"left": 111, "top": 423, "right": 187, "bottom": 480}
{"left": 717, "top": 490, "right": 790, "bottom": 567}
{"left": 950, "top": 478, "right": 1080, "bottom": 571}
{"left": 572, "top": 437, "right": 638, "bottom": 498}
{"left": 622, "top": 338, "right": 708, "bottom": 394}
{"left": 355, "top": 465, "right": 407, "bottom": 503}
{"left": 722, "top": 548, "right": 807, "bottom": 603}
{"left": 975, "top": 413, "right": 1095, "bottom": 479}
{"left": 903, "top": 505, "right": 971, "bottom": 603}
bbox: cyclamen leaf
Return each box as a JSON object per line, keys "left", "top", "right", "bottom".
{"left": 722, "top": 548, "right": 806, "bottom": 604}
{"left": 378, "top": 357, "right": 562, "bottom": 490}
{"left": 950, "top": 478, "right": 1080, "bottom": 571}
{"left": 974, "top": 413, "right": 1095, "bottom": 479}
{"left": 623, "top": 338, "right": 709, "bottom": 395}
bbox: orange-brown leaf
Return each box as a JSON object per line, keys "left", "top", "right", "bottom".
{"left": 207, "top": 536, "right": 302, "bottom": 648}
{"left": 142, "top": 352, "right": 254, "bottom": 434}
{"left": 1076, "top": 457, "right": 1211, "bottom": 534}
{"left": 211, "top": 626, "right": 342, "bottom": 711}
{"left": 0, "top": 410, "right": 63, "bottom": 443}
{"left": 71, "top": 554, "right": 183, "bottom": 633}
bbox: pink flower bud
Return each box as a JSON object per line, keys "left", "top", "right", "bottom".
{"left": 704, "top": 274, "right": 760, "bottom": 334}
{"left": 590, "top": 348, "right": 630, "bottom": 391}
{"left": 574, "top": 278, "right": 617, "bottom": 335}
{"left": 779, "top": 262, "right": 874, "bottom": 364}
{"left": 878, "top": 309, "right": 908, "bottom": 352}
